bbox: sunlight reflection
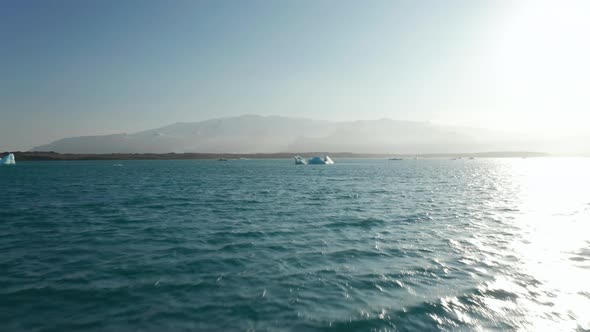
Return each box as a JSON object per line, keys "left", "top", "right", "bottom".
{"left": 500, "top": 158, "right": 590, "bottom": 330}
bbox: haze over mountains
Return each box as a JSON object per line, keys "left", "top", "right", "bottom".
{"left": 31, "top": 115, "right": 587, "bottom": 155}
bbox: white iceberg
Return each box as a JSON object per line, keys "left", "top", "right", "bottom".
{"left": 1, "top": 153, "right": 16, "bottom": 165}
{"left": 307, "top": 155, "right": 334, "bottom": 165}
{"left": 294, "top": 156, "right": 307, "bottom": 165}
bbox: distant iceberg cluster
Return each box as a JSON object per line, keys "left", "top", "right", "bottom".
{"left": 294, "top": 155, "right": 334, "bottom": 165}
{"left": 1, "top": 153, "right": 15, "bottom": 165}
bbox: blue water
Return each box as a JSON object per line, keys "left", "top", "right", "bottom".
{"left": 1, "top": 158, "right": 590, "bottom": 331}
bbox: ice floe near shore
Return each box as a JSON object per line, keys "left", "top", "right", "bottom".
{"left": 1, "top": 153, "right": 15, "bottom": 165}
{"left": 294, "top": 155, "right": 334, "bottom": 165}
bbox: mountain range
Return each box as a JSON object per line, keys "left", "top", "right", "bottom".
{"left": 29, "top": 115, "right": 575, "bottom": 154}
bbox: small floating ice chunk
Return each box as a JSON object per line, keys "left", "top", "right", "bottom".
{"left": 294, "top": 156, "right": 307, "bottom": 165}
{"left": 307, "top": 155, "right": 334, "bottom": 165}
{"left": 0, "top": 153, "right": 15, "bottom": 165}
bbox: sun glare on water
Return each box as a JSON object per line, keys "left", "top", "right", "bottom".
{"left": 496, "top": 158, "right": 590, "bottom": 330}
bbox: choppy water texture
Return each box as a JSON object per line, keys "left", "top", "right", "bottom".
{"left": 2, "top": 158, "right": 590, "bottom": 331}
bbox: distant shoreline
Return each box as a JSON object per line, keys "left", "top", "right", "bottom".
{"left": 4, "top": 151, "right": 551, "bottom": 161}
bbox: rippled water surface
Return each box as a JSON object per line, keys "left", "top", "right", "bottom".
{"left": 1, "top": 158, "right": 590, "bottom": 331}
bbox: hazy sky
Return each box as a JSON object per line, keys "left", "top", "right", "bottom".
{"left": 1, "top": 0, "right": 589, "bottom": 151}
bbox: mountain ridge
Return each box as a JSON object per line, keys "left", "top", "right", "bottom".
{"left": 29, "top": 114, "right": 548, "bottom": 154}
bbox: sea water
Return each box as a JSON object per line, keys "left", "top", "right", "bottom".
{"left": 1, "top": 158, "right": 589, "bottom": 331}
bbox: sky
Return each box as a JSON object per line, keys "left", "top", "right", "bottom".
{"left": 1, "top": 0, "right": 589, "bottom": 151}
